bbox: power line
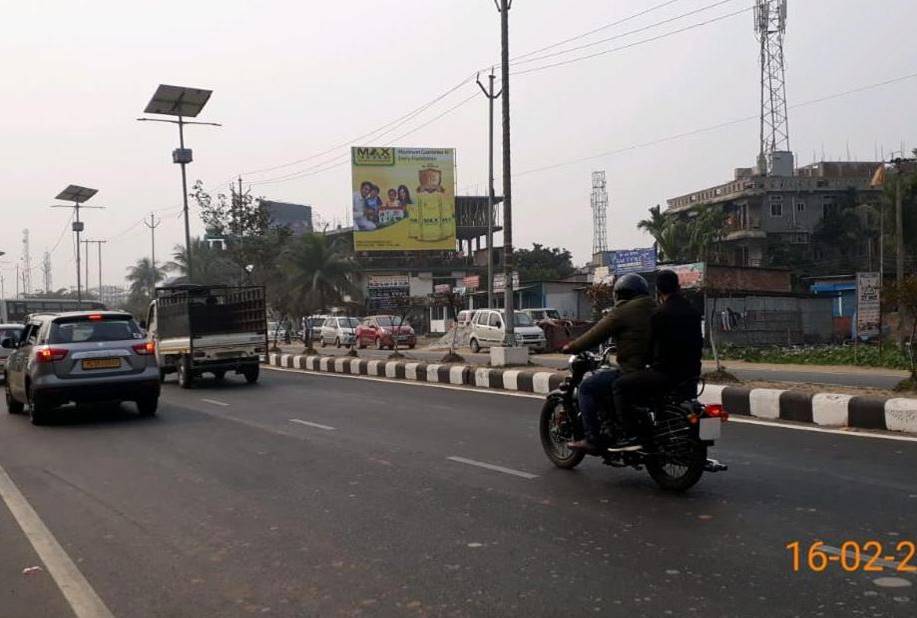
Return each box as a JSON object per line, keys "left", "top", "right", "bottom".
{"left": 510, "top": 0, "right": 687, "bottom": 62}
{"left": 510, "top": 0, "right": 738, "bottom": 67}
{"left": 47, "top": 212, "right": 74, "bottom": 256}
{"left": 512, "top": 6, "right": 754, "bottom": 77}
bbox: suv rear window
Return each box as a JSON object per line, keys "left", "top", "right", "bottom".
{"left": 49, "top": 317, "right": 142, "bottom": 344}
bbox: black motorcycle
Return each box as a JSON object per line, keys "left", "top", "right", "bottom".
{"left": 539, "top": 347, "right": 728, "bottom": 491}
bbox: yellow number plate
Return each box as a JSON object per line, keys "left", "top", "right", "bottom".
{"left": 81, "top": 358, "right": 121, "bottom": 370}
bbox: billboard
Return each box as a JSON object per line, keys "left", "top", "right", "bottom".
{"left": 261, "top": 200, "right": 313, "bottom": 236}
{"left": 856, "top": 272, "right": 881, "bottom": 338}
{"left": 366, "top": 274, "right": 410, "bottom": 311}
{"left": 666, "top": 263, "right": 705, "bottom": 289}
{"left": 611, "top": 248, "right": 657, "bottom": 274}
{"left": 352, "top": 147, "right": 456, "bottom": 252}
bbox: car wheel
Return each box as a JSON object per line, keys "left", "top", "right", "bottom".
{"left": 137, "top": 396, "right": 158, "bottom": 417}
{"left": 320, "top": 338, "right": 327, "bottom": 348}
{"left": 212, "top": 370, "right": 226, "bottom": 383}
{"left": 5, "top": 380, "right": 24, "bottom": 414}
{"left": 28, "top": 383, "right": 51, "bottom": 426}
{"left": 335, "top": 337, "right": 341, "bottom": 348}
{"left": 243, "top": 364, "right": 260, "bottom": 384}
{"left": 177, "top": 356, "right": 194, "bottom": 389}
{"left": 470, "top": 338, "right": 481, "bottom": 353}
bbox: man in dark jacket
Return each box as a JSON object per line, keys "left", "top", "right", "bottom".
{"left": 562, "top": 274, "right": 656, "bottom": 452}
{"left": 612, "top": 269, "right": 704, "bottom": 447}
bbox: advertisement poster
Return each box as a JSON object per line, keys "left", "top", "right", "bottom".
{"left": 367, "top": 274, "right": 410, "bottom": 311}
{"left": 666, "top": 263, "right": 705, "bottom": 289}
{"left": 610, "top": 248, "right": 657, "bottom": 275}
{"left": 856, "top": 271, "right": 881, "bottom": 338}
{"left": 352, "top": 147, "right": 456, "bottom": 251}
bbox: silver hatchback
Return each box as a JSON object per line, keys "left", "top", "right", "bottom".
{"left": 2, "top": 311, "right": 161, "bottom": 425}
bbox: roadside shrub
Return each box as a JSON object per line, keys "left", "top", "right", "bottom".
{"left": 706, "top": 344, "right": 910, "bottom": 370}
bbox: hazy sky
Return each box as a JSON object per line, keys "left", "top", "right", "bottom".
{"left": 2, "top": 0, "right": 916, "bottom": 293}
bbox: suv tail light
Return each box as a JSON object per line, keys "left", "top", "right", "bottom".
{"left": 35, "top": 346, "right": 68, "bottom": 363}
{"left": 133, "top": 341, "right": 155, "bottom": 355}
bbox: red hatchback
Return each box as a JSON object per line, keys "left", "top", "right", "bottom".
{"left": 356, "top": 315, "right": 417, "bottom": 350}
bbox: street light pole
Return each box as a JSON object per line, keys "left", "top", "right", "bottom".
{"left": 477, "top": 69, "right": 502, "bottom": 310}
{"left": 178, "top": 116, "right": 193, "bottom": 280}
{"left": 496, "top": 0, "right": 515, "bottom": 342}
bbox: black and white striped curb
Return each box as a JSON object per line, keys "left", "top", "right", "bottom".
{"left": 267, "top": 354, "right": 917, "bottom": 435}
{"left": 699, "top": 385, "right": 917, "bottom": 434}
{"left": 268, "top": 353, "right": 566, "bottom": 393}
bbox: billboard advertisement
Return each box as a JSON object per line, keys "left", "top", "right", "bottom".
{"left": 610, "top": 248, "right": 657, "bottom": 275}
{"left": 666, "top": 263, "right": 705, "bottom": 289}
{"left": 352, "top": 147, "right": 456, "bottom": 252}
{"left": 261, "top": 200, "right": 313, "bottom": 236}
{"left": 366, "top": 274, "right": 410, "bottom": 311}
{"left": 856, "top": 272, "right": 881, "bottom": 339}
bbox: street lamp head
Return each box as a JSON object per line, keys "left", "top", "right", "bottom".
{"left": 143, "top": 84, "right": 212, "bottom": 118}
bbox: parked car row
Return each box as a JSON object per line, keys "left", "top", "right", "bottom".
{"left": 315, "top": 315, "right": 417, "bottom": 350}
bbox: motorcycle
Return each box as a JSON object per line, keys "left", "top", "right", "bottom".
{"left": 539, "top": 346, "right": 728, "bottom": 491}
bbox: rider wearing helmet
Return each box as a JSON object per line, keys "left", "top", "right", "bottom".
{"left": 562, "top": 273, "right": 656, "bottom": 452}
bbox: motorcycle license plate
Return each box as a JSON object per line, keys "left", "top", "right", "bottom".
{"left": 699, "top": 417, "right": 721, "bottom": 440}
{"left": 82, "top": 358, "right": 121, "bottom": 370}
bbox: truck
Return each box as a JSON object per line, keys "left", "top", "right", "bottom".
{"left": 146, "top": 284, "right": 267, "bottom": 388}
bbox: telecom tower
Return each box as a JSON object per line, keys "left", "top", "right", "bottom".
{"left": 591, "top": 171, "right": 608, "bottom": 256}
{"left": 21, "top": 229, "right": 31, "bottom": 297}
{"left": 754, "top": 0, "right": 789, "bottom": 175}
{"left": 42, "top": 251, "right": 52, "bottom": 293}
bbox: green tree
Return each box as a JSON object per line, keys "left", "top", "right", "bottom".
{"left": 165, "top": 238, "right": 236, "bottom": 285}
{"left": 638, "top": 204, "right": 725, "bottom": 263}
{"left": 515, "top": 243, "right": 575, "bottom": 282}
{"left": 282, "top": 233, "right": 360, "bottom": 318}
{"left": 126, "top": 257, "right": 164, "bottom": 298}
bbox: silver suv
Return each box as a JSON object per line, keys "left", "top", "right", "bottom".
{"left": 2, "top": 311, "right": 161, "bottom": 425}
{"left": 0, "top": 323, "right": 24, "bottom": 378}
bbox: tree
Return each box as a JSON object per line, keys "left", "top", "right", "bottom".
{"left": 126, "top": 257, "right": 164, "bottom": 298}
{"left": 638, "top": 205, "right": 725, "bottom": 264}
{"left": 885, "top": 275, "right": 917, "bottom": 389}
{"left": 387, "top": 294, "right": 427, "bottom": 359}
{"left": 515, "top": 243, "right": 575, "bottom": 282}
{"left": 282, "top": 233, "right": 360, "bottom": 353}
{"left": 431, "top": 288, "right": 467, "bottom": 362}
{"left": 585, "top": 282, "right": 615, "bottom": 320}
{"left": 164, "top": 238, "right": 236, "bottom": 285}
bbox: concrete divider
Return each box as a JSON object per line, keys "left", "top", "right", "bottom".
{"left": 265, "top": 355, "right": 917, "bottom": 435}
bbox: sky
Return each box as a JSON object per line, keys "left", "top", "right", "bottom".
{"left": 2, "top": 0, "right": 916, "bottom": 294}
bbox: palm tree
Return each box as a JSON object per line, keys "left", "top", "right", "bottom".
{"left": 638, "top": 204, "right": 686, "bottom": 262}
{"left": 282, "top": 234, "right": 360, "bottom": 313}
{"left": 165, "top": 238, "right": 236, "bottom": 284}
{"left": 126, "top": 257, "right": 164, "bottom": 297}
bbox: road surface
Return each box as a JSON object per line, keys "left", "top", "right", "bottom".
{"left": 286, "top": 344, "right": 908, "bottom": 390}
{"left": 1, "top": 368, "right": 915, "bottom": 616}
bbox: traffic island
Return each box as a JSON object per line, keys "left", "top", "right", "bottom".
{"left": 266, "top": 354, "right": 917, "bottom": 435}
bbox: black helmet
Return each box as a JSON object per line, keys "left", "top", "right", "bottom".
{"left": 613, "top": 273, "right": 649, "bottom": 302}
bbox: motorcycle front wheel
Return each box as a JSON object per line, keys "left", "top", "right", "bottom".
{"left": 539, "top": 396, "right": 585, "bottom": 469}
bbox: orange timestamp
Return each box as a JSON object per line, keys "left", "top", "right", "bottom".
{"left": 786, "top": 540, "right": 916, "bottom": 573}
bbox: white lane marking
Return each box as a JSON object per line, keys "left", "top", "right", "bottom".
{"left": 727, "top": 415, "right": 917, "bottom": 442}
{"left": 446, "top": 456, "right": 538, "bottom": 479}
{"left": 0, "top": 464, "right": 115, "bottom": 618}
{"left": 200, "top": 398, "right": 230, "bottom": 407}
{"left": 262, "top": 366, "right": 917, "bottom": 443}
{"left": 822, "top": 545, "right": 915, "bottom": 573}
{"left": 289, "top": 418, "right": 336, "bottom": 431}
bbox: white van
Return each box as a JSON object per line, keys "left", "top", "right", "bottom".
{"left": 468, "top": 309, "right": 546, "bottom": 353}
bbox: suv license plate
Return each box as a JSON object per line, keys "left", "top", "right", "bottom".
{"left": 699, "top": 417, "right": 721, "bottom": 440}
{"left": 82, "top": 358, "right": 121, "bottom": 370}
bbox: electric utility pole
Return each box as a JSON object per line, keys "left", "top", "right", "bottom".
{"left": 495, "top": 0, "right": 515, "bottom": 342}
{"left": 143, "top": 212, "right": 161, "bottom": 296}
{"left": 477, "top": 68, "right": 502, "bottom": 309}
{"left": 82, "top": 240, "right": 106, "bottom": 301}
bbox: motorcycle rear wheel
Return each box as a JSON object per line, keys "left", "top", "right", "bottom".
{"left": 539, "top": 397, "right": 585, "bottom": 469}
{"left": 646, "top": 440, "right": 706, "bottom": 492}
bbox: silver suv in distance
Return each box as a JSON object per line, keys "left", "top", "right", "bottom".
{"left": 0, "top": 323, "right": 24, "bottom": 377}
{"left": 2, "top": 311, "right": 161, "bottom": 425}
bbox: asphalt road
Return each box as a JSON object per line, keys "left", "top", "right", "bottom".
{"left": 293, "top": 344, "right": 908, "bottom": 390}
{"left": 1, "top": 368, "right": 915, "bottom": 617}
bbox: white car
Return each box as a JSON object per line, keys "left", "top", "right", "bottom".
{"left": 0, "top": 324, "right": 24, "bottom": 378}
{"left": 319, "top": 316, "right": 361, "bottom": 348}
{"left": 468, "top": 309, "right": 546, "bottom": 353}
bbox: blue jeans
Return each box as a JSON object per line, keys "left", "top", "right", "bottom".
{"left": 577, "top": 368, "right": 620, "bottom": 443}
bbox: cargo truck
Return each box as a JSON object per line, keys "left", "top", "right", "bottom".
{"left": 147, "top": 284, "right": 267, "bottom": 388}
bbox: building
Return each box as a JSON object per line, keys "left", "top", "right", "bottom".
{"left": 665, "top": 153, "right": 883, "bottom": 268}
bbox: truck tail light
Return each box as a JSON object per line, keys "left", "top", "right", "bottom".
{"left": 35, "top": 346, "right": 68, "bottom": 363}
{"left": 132, "top": 342, "right": 155, "bottom": 355}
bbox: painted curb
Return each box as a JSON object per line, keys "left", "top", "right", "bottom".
{"left": 265, "top": 355, "right": 917, "bottom": 435}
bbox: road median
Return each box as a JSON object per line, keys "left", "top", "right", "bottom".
{"left": 266, "top": 353, "right": 917, "bottom": 435}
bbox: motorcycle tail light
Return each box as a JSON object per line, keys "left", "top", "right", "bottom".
{"left": 35, "top": 346, "right": 68, "bottom": 363}
{"left": 704, "top": 403, "right": 729, "bottom": 421}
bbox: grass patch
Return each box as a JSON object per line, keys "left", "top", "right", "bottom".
{"left": 894, "top": 375, "right": 917, "bottom": 393}
{"left": 706, "top": 344, "right": 911, "bottom": 370}
{"left": 703, "top": 368, "right": 742, "bottom": 384}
